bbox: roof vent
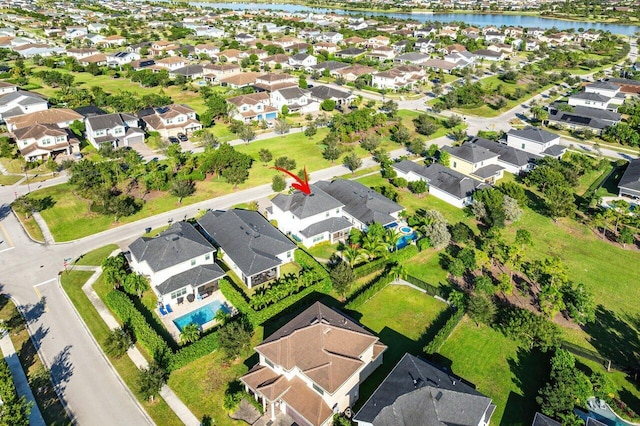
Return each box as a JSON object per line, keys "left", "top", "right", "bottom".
{"left": 435, "top": 391, "right": 443, "bottom": 401}
{"left": 171, "top": 235, "right": 179, "bottom": 241}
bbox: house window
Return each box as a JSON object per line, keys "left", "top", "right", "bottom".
{"left": 326, "top": 212, "right": 330, "bottom": 217}
{"left": 312, "top": 383, "right": 324, "bottom": 395}
{"left": 336, "top": 208, "right": 340, "bottom": 213}
{"left": 191, "top": 259, "right": 196, "bottom": 266}
{"left": 205, "top": 254, "right": 211, "bottom": 261}
{"left": 287, "top": 251, "right": 291, "bottom": 258}
{"left": 521, "top": 143, "right": 525, "bottom": 149}
{"left": 170, "top": 288, "right": 188, "bottom": 299}
{"left": 452, "top": 161, "right": 457, "bottom": 168}
{"left": 265, "top": 358, "right": 274, "bottom": 368}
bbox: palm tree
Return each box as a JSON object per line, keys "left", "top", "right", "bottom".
{"left": 389, "top": 263, "right": 407, "bottom": 282}
{"left": 180, "top": 323, "right": 201, "bottom": 344}
{"left": 361, "top": 233, "right": 388, "bottom": 260}
{"left": 339, "top": 244, "right": 364, "bottom": 267}
{"left": 383, "top": 228, "right": 402, "bottom": 252}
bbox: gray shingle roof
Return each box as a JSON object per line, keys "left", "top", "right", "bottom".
{"left": 275, "top": 86, "right": 306, "bottom": 100}
{"left": 314, "top": 179, "right": 403, "bottom": 227}
{"left": 508, "top": 127, "right": 559, "bottom": 144}
{"left": 443, "top": 143, "right": 499, "bottom": 163}
{"left": 155, "top": 264, "right": 225, "bottom": 296}
{"left": 172, "top": 64, "right": 204, "bottom": 76}
{"left": 619, "top": 158, "right": 640, "bottom": 192}
{"left": 469, "top": 137, "right": 540, "bottom": 167}
{"left": 300, "top": 217, "right": 353, "bottom": 238}
{"left": 472, "top": 164, "right": 505, "bottom": 179}
{"left": 355, "top": 353, "right": 494, "bottom": 426}
{"left": 554, "top": 105, "right": 621, "bottom": 122}
{"left": 197, "top": 209, "right": 297, "bottom": 278}
{"left": 128, "top": 222, "right": 214, "bottom": 273}
{"left": 532, "top": 412, "right": 562, "bottom": 426}
{"left": 392, "top": 159, "right": 424, "bottom": 175}
{"left": 87, "top": 112, "right": 138, "bottom": 130}
{"left": 541, "top": 144, "right": 567, "bottom": 157}
{"left": 312, "top": 61, "right": 350, "bottom": 72}
{"left": 307, "top": 85, "right": 351, "bottom": 101}
{"left": 588, "top": 81, "right": 620, "bottom": 91}
{"left": 271, "top": 184, "right": 343, "bottom": 219}
{"left": 571, "top": 91, "right": 610, "bottom": 102}
{"left": 415, "top": 163, "right": 485, "bottom": 199}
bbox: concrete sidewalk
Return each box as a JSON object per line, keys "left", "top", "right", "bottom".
{"left": 32, "top": 212, "right": 55, "bottom": 244}
{"left": 82, "top": 269, "right": 201, "bottom": 426}
{"left": 0, "top": 333, "right": 46, "bottom": 426}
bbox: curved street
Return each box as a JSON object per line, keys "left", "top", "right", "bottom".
{"left": 0, "top": 41, "right": 637, "bottom": 426}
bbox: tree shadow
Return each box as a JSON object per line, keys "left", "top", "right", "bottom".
{"left": 503, "top": 347, "right": 551, "bottom": 425}
{"left": 23, "top": 298, "right": 47, "bottom": 325}
{"left": 582, "top": 306, "right": 640, "bottom": 371}
{"left": 19, "top": 324, "right": 48, "bottom": 369}
{"left": 523, "top": 188, "right": 547, "bottom": 216}
{"left": 619, "top": 388, "right": 640, "bottom": 416}
{"left": 0, "top": 203, "right": 11, "bottom": 221}
{"left": 50, "top": 345, "right": 74, "bottom": 395}
{"left": 261, "top": 292, "right": 341, "bottom": 338}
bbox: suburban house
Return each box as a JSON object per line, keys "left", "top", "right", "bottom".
{"left": 368, "top": 46, "right": 396, "bottom": 61}
{"left": 469, "top": 137, "right": 540, "bottom": 174}
{"left": 547, "top": 104, "right": 621, "bottom": 135}
{"left": 269, "top": 184, "right": 353, "bottom": 247}
{"left": 0, "top": 90, "right": 48, "bottom": 123}
{"left": 260, "top": 54, "right": 291, "bottom": 69}
{"left": 270, "top": 87, "right": 319, "bottom": 114}
{"left": 335, "top": 48, "right": 366, "bottom": 59}
{"left": 372, "top": 67, "right": 424, "bottom": 90}
{"left": 139, "top": 104, "right": 202, "bottom": 138}
{"left": 320, "top": 31, "right": 343, "bottom": 44}
{"left": 312, "top": 61, "right": 350, "bottom": 75}
{"left": 393, "top": 52, "right": 430, "bottom": 65}
{"left": 314, "top": 179, "right": 403, "bottom": 229}
{"left": 79, "top": 54, "right": 107, "bottom": 67}
{"left": 313, "top": 42, "right": 338, "bottom": 54}
{"left": 0, "top": 82, "right": 17, "bottom": 96}
{"left": 203, "top": 63, "right": 241, "bottom": 84}
{"left": 127, "top": 222, "right": 225, "bottom": 306}
{"left": 220, "top": 72, "right": 262, "bottom": 89}
{"left": 197, "top": 209, "right": 297, "bottom": 288}
{"left": 241, "top": 302, "right": 386, "bottom": 426}
{"left": 442, "top": 143, "right": 505, "bottom": 184}
{"left": 85, "top": 113, "right": 145, "bottom": 149}
{"left": 226, "top": 92, "right": 278, "bottom": 123}
{"left": 98, "top": 35, "right": 127, "bottom": 47}
{"left": 506, "top": 127, "right": 566, "bottom": 158}
{"left": 532, "top": 412, "right": 562, "bottom": 426}
{"left": 472, "top": 49, "right": 504, "bottom": 61}
{"left": 5, "top": 108, "right": 83, "bottom": 132}
{"left": 568, "top": 82, "right": 625, "bottom": 111}
{"left": 106, "top": 51, "right": 141, "bottom": 67}
{"left": 194, "top": 43, "right": 220, "bottom": 57}
{"left": 392, "top": 161, "right": 485, "bottom": 208}
{"left": 219, "top": 48, "right": 242, "bottom": 63}
{"left": 12, "top": 123, "right": 79, "bottom": 161}
{"left": 618, "top": 158, "right": 640, "bottom": 199}
{"left": 606, "top": 78, "right": 640, "bottom": 95}
{"left": 307, "top": 85, "right": 354, "bottom": 107}
{"left": 154, "top": 56, "right": 187, "bottom": 71}
{"left": 334, "top": 65, "right": 376, "bottom": 82}
{"left": 354, "top": 353, "right": 495, "bottom": 426}
{"left": 254, "top": 73, "right": 298, "bottom": 92}
{"left": 170, "top": 65, "right": 205, "bottom": 80}
{"left": 66, "top": 47, "right": 100, "bottom": 60}
{"left": 289, "top": 53, "right": 317, "bottom": 70}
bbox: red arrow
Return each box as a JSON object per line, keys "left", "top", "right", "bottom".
{"left": 271, "top": 166, "right": 311, "bottom": 195}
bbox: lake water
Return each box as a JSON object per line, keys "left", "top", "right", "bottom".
{"left": 188, "top": 1, "right": 639, "bottom": 35}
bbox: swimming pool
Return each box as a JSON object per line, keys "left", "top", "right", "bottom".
{"left": 173, "top": 301, "right": 229, "bottom": 332}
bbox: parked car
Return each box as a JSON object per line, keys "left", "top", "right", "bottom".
{"left": 168, "top": 136, "right": 180, "bottom": 144}
{"left": 177, "top": 133, "right": 188, "bottom": 142}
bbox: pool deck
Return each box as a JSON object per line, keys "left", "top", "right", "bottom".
{"left": 585, "top": 397, "right": 640, "bottom": 426}
{"left": 158, "top": 291, "right": 231, "bottom": 340}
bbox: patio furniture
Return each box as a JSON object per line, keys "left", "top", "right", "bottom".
{"left": 176, "top": 297, "right": 184, "bottom": 305}
{"left": 159, "top": 306, "right": 168, "bottom": 316}
{"left": 186, "top": 294, "right": 195, "bottom": 303}
{"left": 165, "top": 304, "right": 173, "bottom": 313}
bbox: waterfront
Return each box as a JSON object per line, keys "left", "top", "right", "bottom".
{"left": 189, "top": 1, "right": 640, "bottom": 35}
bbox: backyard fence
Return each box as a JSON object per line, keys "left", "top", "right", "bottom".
{"left": 403, "top": 274, "right": 448, "bottom": 299}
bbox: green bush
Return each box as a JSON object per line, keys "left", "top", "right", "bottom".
{"left": 170, "top": 332, "right": 219, "bottom": 371}
{"left": 346, "top": 271, "right": 394, "bottom": 309}
{"left": 105, "top": 291, "right": 171, "bottom": 366}
{"left": 424, "top": 308, "right": 464, "bottom": 354}
{"left": 353, "top": 245, "right": 418, "bottom": 279}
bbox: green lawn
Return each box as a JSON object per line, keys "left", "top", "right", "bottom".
{"left": 305, "top": 242, "right": 339, "bottom": 260}
{"left": 60, "top": 271, "right": 183, "bottom": 426}
{"left": 73, "top": 244, "right": 118, "bottom": 266}
{"left": 354, "top": 285, "right": 450, "bottom": 409}
{"left": 0, "top": 175, "right": 22, "bottom": 185}
{"left": 404, "top": 248, "right": 449, "bottom": 286}
{"left": 596, "top": 164, "right": 625, "bottom": 198}
{"left": 14, "top": 211, "right": 44, "bottom": 243}
{"left": 438, "top": 317, "right": 549, "bottom": 426}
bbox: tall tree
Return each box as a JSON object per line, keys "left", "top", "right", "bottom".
{"left": 138, "top": 362, "right": 167, "bottom": 401}
{"left": 342, "top": 152, "right": 362, "bottom": 174}
{"left": 170, "top": 179, "right": 195, "bottom": 203}
{"left": 467, "top": 294, "right": 497, "bottom": 326}
{"left": 329, "top": 261, "right": 354, "bottom": 301}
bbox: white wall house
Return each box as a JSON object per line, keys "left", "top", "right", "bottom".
{"left": 269, "top": 184, "right": 352, "bottom": 247}
{"left": 506, "top": 127, "right": 563, "bottom": 156}
{"left": 270, "top": 87, "right": 319, "bottom": 114}
{"left": 85, "top": 113, "right": 145, "bottom": 149}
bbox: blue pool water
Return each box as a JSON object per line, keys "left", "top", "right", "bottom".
{"left": 173, "top": 301, "right": 229, "bottom": 332}
{"left": 397, "top": 233, "right": 416, "bottom": 249}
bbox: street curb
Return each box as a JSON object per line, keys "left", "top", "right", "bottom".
{"left": 55, "top": 274, "right": 155, "bottom": 425}
{"left": 9, "top": 208, "right": 45, "bottom": 245}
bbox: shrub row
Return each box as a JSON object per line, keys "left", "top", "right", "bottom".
{"left": 346, "top": 271, "right": 394, "bottom": 310}
{"left": 105, "top": 290, "right": 171, "bottom": 365}
{"left": 170, "top": 332, "right": 219, "bottom": 371}
{"left": 424, "top": 308, "right": 464, "bottom": 355}
{"left": 353, "top": 245, "right": 419, "bottom": 279}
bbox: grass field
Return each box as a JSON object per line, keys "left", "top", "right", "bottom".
{"left": 404, "top": 248, "right": 449, "bottom": 286}
{"left": 0, "top": 296, "right": 71, "bottom": 425}
{"left": 354, "top": 285, "right": 450, "bottom": 409}
{"left": 13, "top": 210, "right": 45, "bottom": 242}
{"left": 73, "top": 244, "right": 119, "bottom": 266}
{"left": 60, "top": 270, "right": 183, "bottom": 426}
{"left": 0, "top": 175, "right": 22, "bottom": 185}
{"left": 438, "top": 317, "right": 549, "bottom": 426}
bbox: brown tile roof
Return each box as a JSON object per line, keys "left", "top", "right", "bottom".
{"left": 6, "top": 109, "right": 83, "bottom": 130}
{"left": 81, "top": 53, "right": 106, "bottom": 63}
{"left": 204, "top": 63, "right": 240, "bottom": 71}
{"left": 336, "top": 65, "right": 376, "bottom": 76}
{"left": 256, "top": 302, "right": 382, "bottom": 394}
{"left": 257, "top": 73, "right": 294, "bottom": 83}
{"left": 157, "top": 56, "right": 186, "bottom": 64}
{"left": 227, "top": 92, "right": 270, "bottom": 107}
{"left": 220, "top": 71, "right": 261, "bottom": 86}
{"left": 220, "top": 48, "right": 242, "bottom": 58}
{"left": 13, "top": 123, "right": 66, "bottom": 140}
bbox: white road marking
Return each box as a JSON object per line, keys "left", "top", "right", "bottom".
{"left": 33, "top": 278, "right": 56, "bottom": 288}
{"left": 0, "top": 246, "right": 14, "bottom": 254}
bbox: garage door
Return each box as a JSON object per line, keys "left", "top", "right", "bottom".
{"left": 127, "top": 135, "right": 144, "bottom": 145}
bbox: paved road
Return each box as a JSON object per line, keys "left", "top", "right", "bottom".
{"left": 0, "top": 41, "right": 637, "bottom": 426}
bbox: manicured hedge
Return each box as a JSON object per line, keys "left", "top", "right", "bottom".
{"left": 105, "top": 290, "right": 170, "bottom": 364}
{"left": 170, "top": 332, "right": 219, "bottom": 371}
{"left": 423, "top": 308, "right": 464, "bottom": 355}
{"left": 346, "top": 271, "right": 394, "bottom": 310}
{"left": 353, "top": 245, "right": 419, "bottom": 279}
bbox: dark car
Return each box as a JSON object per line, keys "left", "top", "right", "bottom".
{"left": 177, "top": 133, "right": 188, "bottom": 142}
{"left": 168, "top": 136, "right": 180, "bottom": 144}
